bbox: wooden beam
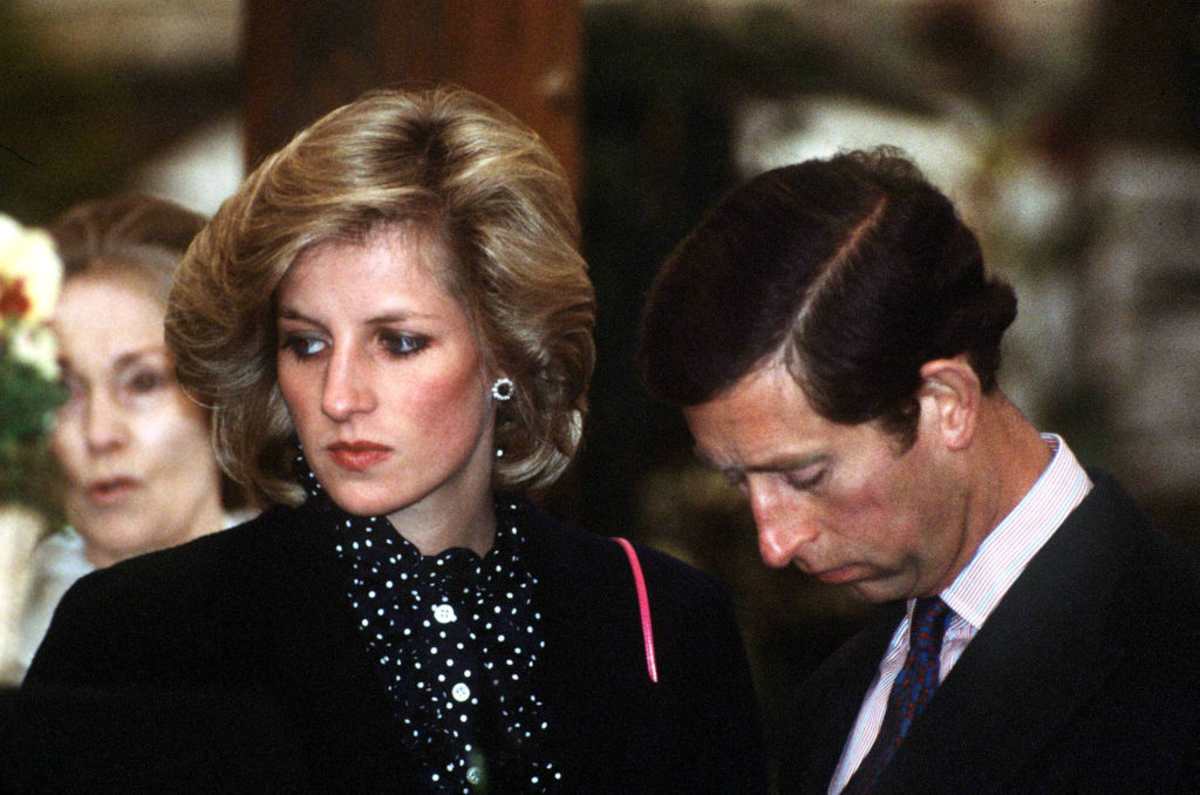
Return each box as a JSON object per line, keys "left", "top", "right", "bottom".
{"left": 242, "top": 1, "right": 581, "bottom": 190}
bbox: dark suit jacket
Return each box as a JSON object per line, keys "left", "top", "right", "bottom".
{"left": 781, "top": 471, "right": 1200, "bottom": 794}
{"left": 12, "top": 500, "right": 766, "bottom": 793}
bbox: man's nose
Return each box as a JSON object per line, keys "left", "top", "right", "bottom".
{"left": 321, "top": 347, "right": 377, "bottom": 421}
{"left": 748, "top": 478, "right": 819, "bottom": 568}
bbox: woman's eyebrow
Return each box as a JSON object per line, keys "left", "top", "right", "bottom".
{"left": 277, "top": 307, "right": 436, "bottom": 325}
{"left": 112, "top": 346, "right": 169, "bottom": 372}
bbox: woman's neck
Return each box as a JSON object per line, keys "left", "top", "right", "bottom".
{"left": 386, "top": 488, "right": 497, "bottom": 558}
{"left": 84, "top": 491, "right": 227, "bottom": 569}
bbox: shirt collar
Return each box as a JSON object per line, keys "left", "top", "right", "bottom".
{"left": 939, "top": 433, "right": 1092, "bottom": 630}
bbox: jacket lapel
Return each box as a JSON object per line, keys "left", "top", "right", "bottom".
{"left": 783, "top": 606, "right": 900, "bottom": 795}
{"left": 875, "top": 475, "right": 1136, "bottom": 794}
{"left": 248, "top": 506, "right": 417, "bottom": 790}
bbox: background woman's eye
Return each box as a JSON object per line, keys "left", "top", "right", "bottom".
{"left": 127, "top": 369, "right": 166, "bottom": 394}
{"left": 59, "top": 372, "right": 86, "bottom": 408}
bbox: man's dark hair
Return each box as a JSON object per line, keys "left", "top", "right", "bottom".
{"left": 636, "top": 147, "right": 1017, "bottom": 446}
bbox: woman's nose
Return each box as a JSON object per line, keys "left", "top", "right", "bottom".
{"left": 321, "top": 347, "right": 377, "bottom": 421}
{"left": 83, "top": 392, "right": 128, "bottom": 454}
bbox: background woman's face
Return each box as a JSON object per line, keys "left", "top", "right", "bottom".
{"left": 275, "top": 226, "right": 496, "bottom": 528}
{"left": 50, "top": 272, "right": 224, "bottom": 567}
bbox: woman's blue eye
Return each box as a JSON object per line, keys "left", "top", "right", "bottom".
{"left": 382, "top": 332, "right": 425, "bottom": 357}
{"left": 284, "top": 335, "right": 326, "bottom": 358}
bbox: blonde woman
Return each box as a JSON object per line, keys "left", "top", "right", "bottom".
{"left": 25, "top": 88, "right": 766, "bottom": 792}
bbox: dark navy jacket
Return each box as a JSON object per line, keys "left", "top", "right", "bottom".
{"left": 780, "top": 472, "right": 1200, "bottom": 794}
{"left": 14, "top": 499, "right": 766, "bottom": 793}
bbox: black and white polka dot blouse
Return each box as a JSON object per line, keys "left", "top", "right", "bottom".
{"left": 297, "top": 456, "right": 561, "bottom": 793}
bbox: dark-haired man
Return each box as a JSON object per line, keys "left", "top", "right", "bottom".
{"left": 637, "top": 148, "right": 1200, "bottom": 793}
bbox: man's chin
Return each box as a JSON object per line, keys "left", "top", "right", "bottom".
{"left": 844, "top": 574, "right": 912, "bottom": 604}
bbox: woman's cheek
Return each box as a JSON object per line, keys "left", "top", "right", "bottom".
{"left": 49, "top": 416, "right": 86, "bottom": 487}
{"left": 138, "top": 390, "right": 210, "bottom": 476}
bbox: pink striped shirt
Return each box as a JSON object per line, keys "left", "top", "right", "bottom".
{"left": 828, "top": 434, "right": 1092, "bottom": 794}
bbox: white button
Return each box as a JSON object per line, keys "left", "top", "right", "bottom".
{"left": 452, "top": 682, "right": 471, "bottom": 702}
{"left": 466, "top": 766, "right": 483, "bottom": 786}
{"left": 433, "top": 604, "right": 456, "bottom": 624}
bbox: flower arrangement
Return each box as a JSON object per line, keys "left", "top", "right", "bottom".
{"left": 0, "top": 213, "right": 66, "bottom": 682}
{"left": 0, "top": 213, "right": 66, "bottom": 522}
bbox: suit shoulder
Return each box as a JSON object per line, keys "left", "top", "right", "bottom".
{"left": 1084, "top": 472, "right": 1200, "bottom": 597}
{"left": 529, "top": 504, "right": 732, "bottom": 610}
{"left": 62, "top": 505, "right": 293, "bottom": 602}
{"left": 24, "top": 506, "right": 301, "bottom": 686}
{"left": 631, "top": 539, "right": 733, "bottom": 609}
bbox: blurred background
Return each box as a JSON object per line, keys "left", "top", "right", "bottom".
{"left": 3, "top": 0, "right": 1198, "bottom": 774}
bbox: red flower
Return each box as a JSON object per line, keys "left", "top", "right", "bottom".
{"left": 0, "top": 277, "right": 32, "bottom": 319}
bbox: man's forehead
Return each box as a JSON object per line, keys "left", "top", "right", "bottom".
{"left": 684, "top": 369, "right": 826, "bottom": 465}
{"left": 686, "top": 363, "right": 813, "bottom": 424}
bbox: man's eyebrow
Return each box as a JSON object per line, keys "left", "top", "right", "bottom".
{"left": 691, "top": 447, "right": 827, "bottom": 475}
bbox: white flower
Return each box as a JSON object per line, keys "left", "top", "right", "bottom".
{"left": 10, "top": 325, "right": 60, "bottom": 380}
{"left": 0, "top": 214, "right": 63, "bottom": 326}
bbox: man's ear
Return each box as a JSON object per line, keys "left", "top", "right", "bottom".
{"left": 916, "top": 355, "right": 981, "bottom": 451}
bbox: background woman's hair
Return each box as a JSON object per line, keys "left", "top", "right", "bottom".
{"left": 166, "top": 86, "right": 595, "bottom": 506}
{"left": 48, "top": 193, "right": 248, "bottom": 510}
{"left": 49, "top": 192, "right": 204, "bottom": 303}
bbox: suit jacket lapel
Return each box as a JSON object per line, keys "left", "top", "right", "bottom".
{"left": 876, "top": 475, "right": 1136, "bottom": 794}
{"left": 783, "top": 606, "right": 900, "bottom": 794}
{"left": 249, "top": 506, "right": 416, "bottom": 789}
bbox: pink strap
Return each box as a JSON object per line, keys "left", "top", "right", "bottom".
{"left": 613, "top": 537, "right": 659, "bottom": 684}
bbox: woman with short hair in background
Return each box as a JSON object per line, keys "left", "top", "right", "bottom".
{"left": 24, "top": 88, "right": 766, "bottom": 792}
{"left": 16, "top": 194, "right": 246, "bottom": 678}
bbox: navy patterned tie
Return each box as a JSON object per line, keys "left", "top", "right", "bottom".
{"left": 841, "top": 596, "right": 952, "bottom": 794}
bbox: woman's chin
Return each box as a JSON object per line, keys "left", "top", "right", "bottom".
{"left": 323, "top": 486, "right": 407, "bottom": 520}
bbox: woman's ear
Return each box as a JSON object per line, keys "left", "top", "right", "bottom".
{"left": 916, "top": 355, "right": 981, "bottom": 451}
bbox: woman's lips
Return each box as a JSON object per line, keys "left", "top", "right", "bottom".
{"left": 86, "top": 477, "right": 139, "bottom": 506}
{"left": 328, "top": 442, "right": 392, "bottom": 472}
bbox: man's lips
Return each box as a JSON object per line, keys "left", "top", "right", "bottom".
{"left": 808, "top": 564, "right": 867, "bottom": 585}
{"left": 86, "top": 477, "right": 139, "bottom": 506}
{"left": 327, "top": 441, "right": 392, "bottom": 472}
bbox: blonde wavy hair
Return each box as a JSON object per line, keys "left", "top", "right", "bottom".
{"left": 165, "top": 86, "right": 595, "bottom": 506}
